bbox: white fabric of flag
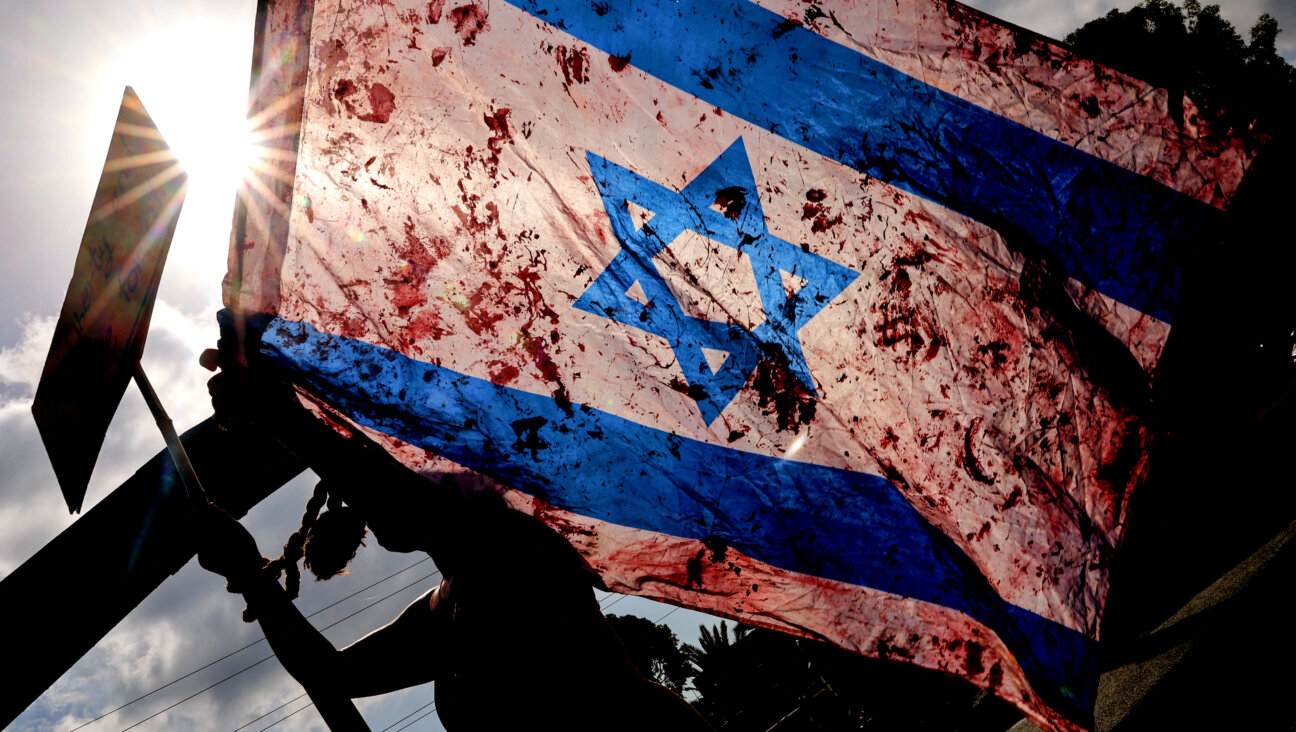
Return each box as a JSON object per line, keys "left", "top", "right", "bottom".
{"left": 226, "top": 1, "right": 1255, "bottom": 729}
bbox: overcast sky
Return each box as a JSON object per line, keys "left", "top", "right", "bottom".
{"left": 0, "top": 1, "right": 1291, "bottom": 730}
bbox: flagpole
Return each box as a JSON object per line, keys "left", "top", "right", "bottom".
{"left": 132, "top": 360, "right": 371, "bottom": 731}
{"left": 132, "top": 360, "right": 208, "bottom": 506}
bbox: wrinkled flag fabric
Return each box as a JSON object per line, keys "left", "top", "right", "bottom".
{"left": 227, "top": 1, "right": 1255, "bottom": 729}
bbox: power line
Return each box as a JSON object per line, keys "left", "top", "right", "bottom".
{"left": 242, "top": 585, "right": 670, "bottom": 732}
{"left": 306, "top": 557, "right": 431, "bottom": 621}
{"left": 69, "top": 635, "right": 266, "bottom": 732}
{"left": 70, "top": 557, "right": 431, "bottom": 732}
{"left": 254, "top": 699, "right": 314, "bottom": 732}
{"left": 391, "top": 703, "right": 438, "bottom": 732}
{"left": 95, "top": 562, "right": 677, "bottom": 731}
{"left": 231, "top": 693, "right": 307, "bottom": 732}
{"left": 314, "top": 571, "right": 440, "bottom": 635}
{"left": 109, "top": 570, "right": 441, "bottom": 732}
{"left": 380, "top": 699, "right": 436, "bottom": 731}
{"left": 119, "top": 657, "right": 276, "bottom": 731}
{"left": 653, "top": 606, "right": 679, "bottom": 623}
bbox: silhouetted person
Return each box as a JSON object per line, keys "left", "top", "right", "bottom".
{"left": 196, "top": 332, "right": 712, "bottom": 731}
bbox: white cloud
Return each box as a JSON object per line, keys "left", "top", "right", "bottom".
{"left": 0, "top": 313, "right": 57, "bottom": 407}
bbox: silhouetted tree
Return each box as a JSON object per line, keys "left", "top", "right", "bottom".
{"left": 680, "top": 623, "right": 1019, "bottom": 731}
{"left": 605, "top": 613, "right": 694, "bottom": 694}
{"left": 1065, "top": 1, "right": 1295, "bottom": 134}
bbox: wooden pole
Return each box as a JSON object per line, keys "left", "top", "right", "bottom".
{"left": 129, "top": 367, "right": 371, "bottom": 731}
{"left": 132, "top": 362, "right": 208, "bottom": 505}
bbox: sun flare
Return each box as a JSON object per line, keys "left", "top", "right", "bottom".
{"left": 98, "top": 12, "right": 268, "bottom": 281}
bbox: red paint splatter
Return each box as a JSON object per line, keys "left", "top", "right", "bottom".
{"left": 608, "top": 53, "right": 631, "bottom": 72}
{"left": 360, "top": 83, "right": 396, "bottom": 123}
{"left": 902, "top": 208, "right": 934, "bottom": 228}
{"left": 514, "top": 262, "right": 560, "bottom": 328}
{"left": 402, "top": 216, "right": 450, "bottom": 262}
{"left": 893, "top": 250, "right": 935, "bottom": 268}
{"left": 876, "top": 314, "right": 925, "bottom": 351}
{"left": 483, "top": 108, "right": 512, "bottom": 159}
{"left": 455, "top": 282, "right": 505, "bottom": 336}
{"left": 334, "top": 78, "right": 357, "bottom": 100}
{"left": 426, "top": 0, "right": 445, "bottom": 23}
{"left": 522, "top": 332, "right": 572, "bottom": 415}
{"left": 748, "top": 353, "right": 817, "bottom": 432}
{"left": 976, "top": 338, "right": 1010, "bottom": 370}
{"left": 431, "top": 47, "right": 449, "bottom": 66}
{"left": 966, "top": 521, "right": 991, "bottom": 542}
{"left": 713, "top": 186, "right": 746, "bottom": 219}
{"left": 667, "top": 376, "right": 710, "bottom": 403}
{"left": 403, "top": 309, "right": 450, "bottom": 346}
{"left": 963, "top": 641, "right": 985, "bottom": 677}
{"left": 488, "top": 361, "right": 521, "bottom": 385}
{"left": 801, "top": 190, "right": 841, "bottom": 232}
{"left": 686, "top": 549, "right": 705, "bottom": 587}
{"left": 554, "top": 45, "right": 590, "bottom": 87}
{"left": 960, "top": 421, "right": 996, "bottom": 485}
{"left": 386, "top": 218, "right": 448, "bottom": 317}
{"left": 888, "top": 268, "right": 912, "bottom": 296}
{"left": 879, "top": 428, "right": 899, "bottom": 450}
{"left": 987, "top": 661, "right": 1004, "bottom": 691}
{"left": 1000, "top": 486, "right": 1023, "bottom": 511}
{"left": 333, "top": 79, "right": 396, "bottom": 124}
{"left": 451, "top": 178, "right": 500, "bottom": 235}
{"left": 406, "top": 24, "right": 422, "bottom": 49}
{"left": 875, "top": 634, "right": 914, "bottom": 661}
{"left": 448, "top": 3, "right": 488, "bottom": 45}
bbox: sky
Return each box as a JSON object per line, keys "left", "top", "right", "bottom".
{"left": 0, "top": 1, "right": 1291, "bottom": 730}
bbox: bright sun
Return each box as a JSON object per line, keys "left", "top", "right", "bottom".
{"left": 103, "top": 12, "right": 267, "bottom": 282}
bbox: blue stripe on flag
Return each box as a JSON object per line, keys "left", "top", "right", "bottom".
{"left": 506, "top": 0, "right": 1217, "bottom": 323}
{"left": 259, "top": 316, "right": 1096, "bottom": 721}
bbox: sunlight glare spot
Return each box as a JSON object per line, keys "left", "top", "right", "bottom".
{"left": 101, "top": 15, "right": 262, "bottom": 281}
{"left": 784, "top": 432, "right": 809, "bottom": 458}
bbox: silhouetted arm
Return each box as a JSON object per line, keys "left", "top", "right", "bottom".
{"left": 198, "top": 506, "right": 442, "bottom": 725}
{"left": 239, "top": 571, "right": 445, "bottom": 697}
{"left": 236, "top": 572, "right": 371, "bottom": 728}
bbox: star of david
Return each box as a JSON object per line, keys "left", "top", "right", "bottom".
{"left": 575, "top": 138, "right": 859, "bottom": 425}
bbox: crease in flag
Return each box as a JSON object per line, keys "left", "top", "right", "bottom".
{"left": 227, "top": 0, "right": 1257, "bottom": 729}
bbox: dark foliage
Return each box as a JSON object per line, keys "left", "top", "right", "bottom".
{"left": 680, "top": 622, "right": 1019, "bottom": 731}
{"left": 606, "top": 613, "right": 694, "bottom": 694}
{"left": 1065, "top": 0, "right": 1295, "bottom": 135}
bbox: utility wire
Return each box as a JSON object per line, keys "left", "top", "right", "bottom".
{"left": 231, "top": 693, "right": 308, "bottom": 732}
{"left": 237, "top": 582, "right": 670, "bottom": 732}
{"left": 380, "top": 699, "right": 437, "bottom": 731}
{"left": 96, "top": 558, "right": 677, "bottom": 731}
{"left": 254, "top": 699, "right": 315, "bottom": 732}
{"left": 314, "top": 571, "right": 440, "bottom": 635}
{"left": 307, "top": 558, "right": 431, "bottom": 620}
{"left": 391, "top": 704, "right": 438, "bottom": 732}
{"left": 654, "top": 606, "right": 679, "bottom": 623}
{"left": 119, "top": 657, "right": 277, "bottom": 731}
{"left": 71, "top": 558, "right": 430, "bottom": 732}
{"left": 111, "top": 570, "right": 441, "bottom": 732}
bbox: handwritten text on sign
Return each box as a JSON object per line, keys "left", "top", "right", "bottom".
{"left": 32, "top": 86, "right": 187, "bottom": 513}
